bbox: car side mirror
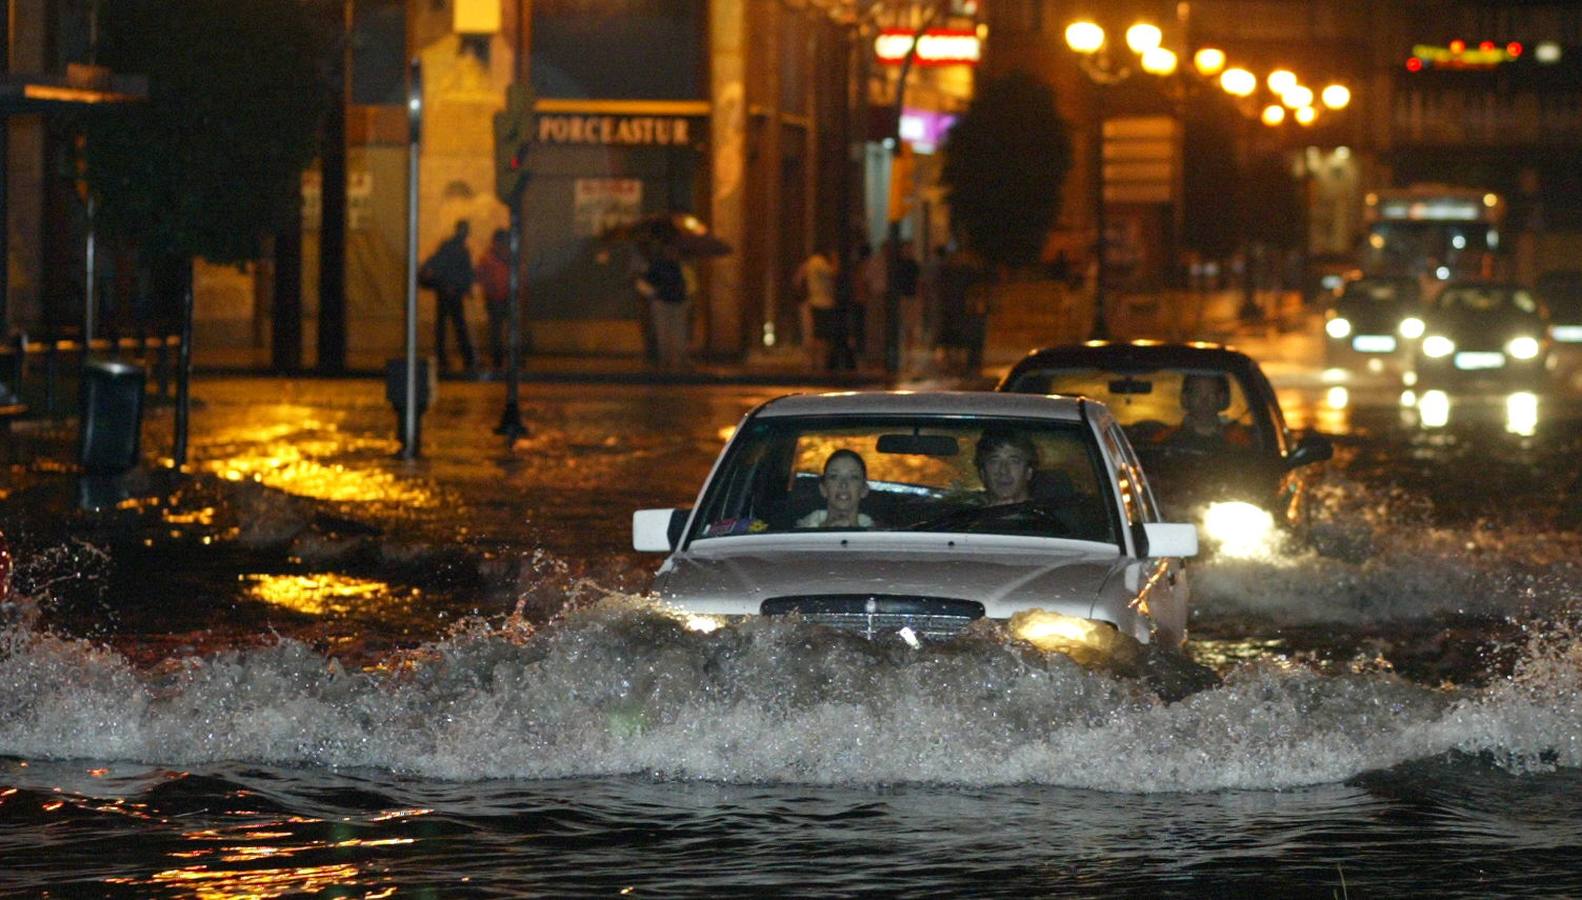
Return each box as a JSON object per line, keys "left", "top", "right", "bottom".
{"left": 1288, "top": 433, "right": 1333, "bottom": 469}
{"left": 633, "top": 507, "right": 688, "bottom": 552}
{"left": 1140, "top": 522, "right": 1199, "bottom": 559}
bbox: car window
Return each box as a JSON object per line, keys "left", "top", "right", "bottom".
{"left": 1101, "top": 422, "right": 1159, "bottom": 526}
{"left": 1436, "top": 286, "right": 1537, "bottom": 315}
{"left": 688, "top": 416, "right": 1119, "bottom": 546}
{"left": 1007, "top": 367, "right": 1264, "bottom": 453}
{"left": 1341, "top": 279, "right": 1416, "bottom": 304}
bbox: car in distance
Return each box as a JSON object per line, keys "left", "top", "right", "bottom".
{"left": 1535, "top": 269, "right": 1582, "bottom": 347}
{"left": 632, "top": 391, "right": 1198, "bottom": 651}
{"left": 1411, "top": 282, "right": 1554, "bottom": 389}
{"left": 997, "top": 342, "right": 1332, "bottom": 558}
{"left": 1323, "top": 276, "right": 1424, "bottom": 377}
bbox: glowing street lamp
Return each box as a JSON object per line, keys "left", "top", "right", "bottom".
{"left": 1321, "top": 84, "right": 1351, "bottom": 109}
{"left": 1261, "top": 103, "right": 1286, "bottom": 126}
{"left": 1267, "top": 69, "right": 1297, "bottom": 94}
{"left": 1065, "top": 21, "right": 1105, "bottom": 54}
{"left": 1140, "top": 46, "right": 1177, "bottom": 75}
{"left": 1125, "top": 22, "right": 1162, "bottom": 54}
{"left": 1294, "top": 105, "right": 1317, "bottom": 126}
{"left": 1193, "top": 47, "right": 1226, "bottom": 76}
{"left": 1280, "top": 84, "right": 1314, "bottom": 109}
{"left": 1220, "top": 67, "right": 1256, "bottom": 96}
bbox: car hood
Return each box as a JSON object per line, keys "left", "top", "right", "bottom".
{"left": 654, "top": 537, "right": 1128, "bottom": 621}
{"left": 1428, "top": 310, "right": 1545, "bottom": 348}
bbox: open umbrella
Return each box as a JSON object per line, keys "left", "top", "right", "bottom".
{"left": 601, "top": 212, "right": 733, "bottom": 258}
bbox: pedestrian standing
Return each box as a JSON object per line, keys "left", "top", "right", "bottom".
{"left": 476, "top": 227, "right": 512, "bottom": 375}
{"left": 638, "top": 242, "right": 690, "bottom": 370}
{"left": 419, "top": 219, "right": 478, "bottom": 376}
{"left": 794, "top": 248, "right": 837, "bottom": 369}
{"left": 858, "top": 241, "right": 887, "bottom": 359}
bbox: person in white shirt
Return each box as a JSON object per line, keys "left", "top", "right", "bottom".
{"left": 796, "top": 449, "right": 875, "bottom": 528}
{"left": 794, "top": 249, "right": 837, "bottom": 368}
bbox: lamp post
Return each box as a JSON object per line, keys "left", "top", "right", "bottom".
{"left": 1064, "top": 20, "right": 1175, "bottom": 341}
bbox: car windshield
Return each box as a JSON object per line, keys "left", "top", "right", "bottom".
{"left": 1340, "top": 279, "right": 1417, "bottom": 305}
{"left": 1436, "top": 286, "right": 1538, "bottom": 315}
{"left": 689, "top": 416, "right": 1120, "bottom": 546}
{"left": 1005, "top": 367, "right": 1264, "bottom": 453}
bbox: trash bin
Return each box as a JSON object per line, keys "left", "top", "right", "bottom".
{"left": 78, "top": 359, "right": 147, "bottom": 473}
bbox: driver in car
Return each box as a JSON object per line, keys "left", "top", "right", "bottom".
{"left": 797, "top": 449, "right": 876, "bottom": 528}
{"left": 1157, "top": 373, "right": 1254, "bottom": 449}
{"left": 975, "top": 429, "right": 1038, "bottom": 505}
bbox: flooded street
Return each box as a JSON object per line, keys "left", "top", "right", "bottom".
{"left": 3, "top": 368, "right": 1582, "bottom": 895}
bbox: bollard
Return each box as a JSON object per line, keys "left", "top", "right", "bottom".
{"left": 78, "top": 358, "right": 147, "bottom": 474}
{"left": 385, "top": 356, "right": 435, "bottom": 455}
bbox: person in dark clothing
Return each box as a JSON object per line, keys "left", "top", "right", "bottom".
{"left": 420, "top": 220, "right": 477, "bottom": 375}
{"left": 637, "top": 242, "right": 690, "bottom": 370}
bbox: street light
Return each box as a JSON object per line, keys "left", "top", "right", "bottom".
{"left": 1294, "top": 105, "right": 1317, "bottom": 126}
{"left": 1266, "top": 69, "right": 1297, "bottom": 94}
{"left": 1192, "top": 47, "right": 1225, "bottom": 76}
{"left": 1063, "top": 18, "right": 1171, "bottom": 340}
{"left": 1261, "top": 103, "right": 1286, "bottom": 126}
{"left": 1280, "top": 84, "right": 1314, "bottom": 109}
{"left": 1220, "top": 67, "right": 1256, "bottom": 97}
{"left": 1321, "top": 84, "right": 1351, "bottom": 109}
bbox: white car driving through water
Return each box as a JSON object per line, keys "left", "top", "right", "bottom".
{"left": 632, "top": 392, "right": 1199, "bottom": 651}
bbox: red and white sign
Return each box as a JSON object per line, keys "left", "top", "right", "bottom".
{"left": 874, "top": 29, "right": 981, "bottom": 66}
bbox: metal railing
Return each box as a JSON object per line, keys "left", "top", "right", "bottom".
{"left": 0, "top": 333, "right": 181, "bottom": 420}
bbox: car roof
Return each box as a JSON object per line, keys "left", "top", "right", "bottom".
{"left": 752, "top": 390, "right": 1095, "bottom": 423}
{"left": 1002, "top": 341, "right": 1263, "bottom": 378}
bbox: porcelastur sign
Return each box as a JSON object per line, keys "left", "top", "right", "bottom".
{"left": 536, "top": 114, "right": 700, "bottom": 147}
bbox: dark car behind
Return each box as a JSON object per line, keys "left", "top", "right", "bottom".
{"left": 1412, "top": 282, "right": 1553, "bottom": 389}
{"left": 1323, "top": 276, "right": 1424, "bottom": 377}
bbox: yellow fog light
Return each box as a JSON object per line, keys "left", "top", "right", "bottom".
{"left": 1202, "top": 501, "right": 1276, "bottom": 558}
{"left": 683, "top": 613, "right": 726, "bottom": 633}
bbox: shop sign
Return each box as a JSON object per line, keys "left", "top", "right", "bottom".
{"left": 574, "top": 178, "right": 643, "bottom": 237}
{"left": 1408, "top": 41, "right": 1523, "bottom": 71}
{"left": 537, "top": 114, "right": 699, "bottom": 147}
{"left": 874, "top": 29, "right": 981, "bottom": 66}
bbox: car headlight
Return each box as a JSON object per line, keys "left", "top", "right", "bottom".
{"left": 1422, "top": 335, "right": 1455, "bottom": 358}
{"left": 1398, "top": 317, "right": 1425, "bottom": 339}
{"left": 1506, "top": 336, "right": 1540, "bottom": 360}
{"left": 1202, "top": 501, "right": 1277, "bottom": 559}
{"left": 1325, "top": 317, "right": 1352, "bottom": 339}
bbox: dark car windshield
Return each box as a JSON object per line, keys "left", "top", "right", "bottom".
{"left": 1436, "top": 285, "right": 1539, "bottom": 315}
{"left": 689, "top": 416, "right": 1122, "bottom": 546}
{"left": 1005, "top": 366, "right": 1265, "bottom": 453}
{"left": 1339, "top": 279, "right": 1418, "bottom": 305}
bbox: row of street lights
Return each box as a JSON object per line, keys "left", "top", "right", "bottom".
{"left": 1059, "top": 18, "right": 1354, "bottom": 337}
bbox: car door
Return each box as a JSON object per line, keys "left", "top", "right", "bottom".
{"left": 1099, "top": 419, "right": 1188, "bottom": 645}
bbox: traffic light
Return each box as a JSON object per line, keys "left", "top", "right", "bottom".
{"left": 493, "top": 83, "right": 534, "bottom": 204}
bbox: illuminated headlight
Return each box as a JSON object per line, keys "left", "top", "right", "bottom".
{"left": 682, "top": 613, "right": 727, "bottom": 633}
{"left": 1008, "top": 609, "right": 1136, "bottom": 666}
{"left": 1506, "top": 336, "right": 1540, "bottom": 360}
{"left": 1421, "top": 335, "right": 1455, "bottom": 358}
{"left": 1325, "top": 317, "right": 1353, "bottom": 339}
{"left": 1202, "top": 501, "right": 1276, "bottom": 559}
{"left": 1398, "top": 317, "right": 1425, "bottom": 339}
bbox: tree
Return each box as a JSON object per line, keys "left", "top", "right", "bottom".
{"left": 940, "top": 71, "right": 1073, "bottom": 271}
{"left": 81, "top": 0, "right": 327, "bottom": 267}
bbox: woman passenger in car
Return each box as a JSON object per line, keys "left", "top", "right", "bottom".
{"left": 796, "top": 449, "right": 875, "bottom": 528}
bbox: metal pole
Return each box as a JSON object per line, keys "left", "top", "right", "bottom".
{"left": 84, "top": 197, "right": 96, "bottom": 344}
{"left": 1090, "top": 82, "right": 1110, "bottom": 340}
{"left": 402, "top": 59, "right": 421, "bottom": 459}
{"left": 495, "top": 0, "right": 528, "bottom": 442}
{"left": 495, "top": 207, "right": 526, "bottom": 439}
{"left": 173, "top": 261, "right": 193, "bottom": 467}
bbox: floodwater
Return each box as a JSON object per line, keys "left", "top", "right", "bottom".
{"left": 3, "top": 375, "right": 1582, "bottom": 896}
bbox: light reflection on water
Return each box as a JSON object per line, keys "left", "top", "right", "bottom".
{"left": 240, "top": 574, "right": 412, "bottom": 618}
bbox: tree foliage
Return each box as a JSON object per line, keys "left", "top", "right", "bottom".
{"left": 940, "top": 70, "right": 1073, "bottom": 270}
{"left": 82, "top": 0, "right": 327, "bottom": 264}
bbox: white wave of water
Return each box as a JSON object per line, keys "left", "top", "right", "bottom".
{"left": 3, "top": 595, "right": 1579, "bottom": 792}
{"left": 1190, "top": 474, "right": 1582, "bottom": 626}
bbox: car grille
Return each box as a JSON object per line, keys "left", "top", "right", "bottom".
{"left": 760, "top": 595, "right": 986, "bottom": 641}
